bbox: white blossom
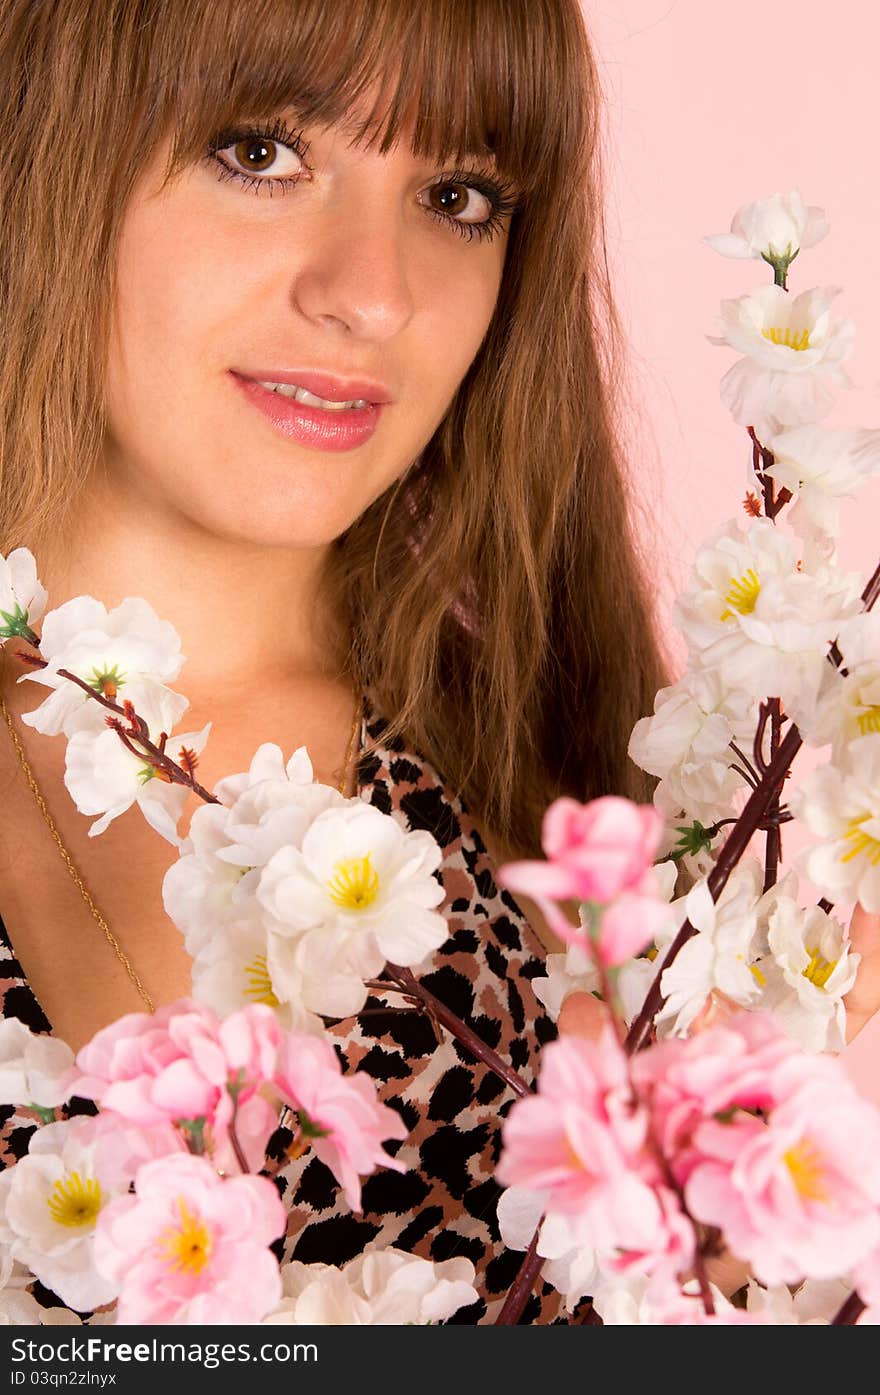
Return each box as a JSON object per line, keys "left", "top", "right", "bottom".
{"left": 0, "top": 1020, "right": 76, "bottom": 1108}
{"left": 163, "top": 744, "right": 347, "bottom": 957}
{"left": 764, "top": 425, "right": 880, "bottom": 540}
{"left": 0, "top": 1252, "right": 43, "bottom": 1324}
{"left": 703, "top": 191, "right": 829, "bottom": 265}
{"left": 263, "top": 1250, "right": 478, "bottom": 1325}
{"left": 791, "top": 734, "right": 880, "bottom": 912}
{"left": 496, "top": 1185, "right": 600, "bottom": 1312}
{"left": 256, "top": 801, "right": 448, "bottom": 1018}
{"left": 656, "top": 861, "right": 767, "bottom": 1036}
{"left": 592, "top": 1273, "right": 731, "bottom": 1325}
{"left": 189, "top": 918, "right": 322, "bottom": 1036}
{"left": 532, "top": 939, "right": 600, "bottom": 1022}
{"left": 674, "top": 518, "right": 862, "bottom": 727}
{"left": 20, "top": 596, "right": 187, "bottom": 739}
{"left": 758, "top": 898, "right": 858, "bottom": 1053}
{"left": 745, "top": 1276, "right": 852, "bottom": 1324}
{"left": 708, "top": 284, "right": 854, "bottom": 435}
{"left": 0, "top": 1120, "right": 123, "bottom": 1313}
{"left": 802, "top": 612, "right": 880, "bottom": 756}
{"left": 0, "top": 549, "right": 47, "bottom": 638}
{"left": 628, "top": 668, "right": 758, "bottom": 824}
{"left": 64, "top": 716, "right": 211, "bottom": 844}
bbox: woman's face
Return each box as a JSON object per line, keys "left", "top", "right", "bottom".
{"left": 101, "top": 105, "right": 513, "bottom": 549}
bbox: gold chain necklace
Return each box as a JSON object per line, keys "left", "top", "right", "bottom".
{"left": 0, "top": 685, "right": 363, "bottom": 1015}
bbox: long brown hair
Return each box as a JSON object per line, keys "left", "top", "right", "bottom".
{"left": 0, "top": 0, "right": 668, "bottom": 859}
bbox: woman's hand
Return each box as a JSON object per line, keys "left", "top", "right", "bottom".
{"left": 842, "top": 902, "right": 880, "bottom": 1045}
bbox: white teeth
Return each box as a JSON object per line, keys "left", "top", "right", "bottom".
{"left": 256, "top": 381, "right": 369, "bottom": 410}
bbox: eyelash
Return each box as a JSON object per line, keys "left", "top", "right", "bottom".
{"left": 204, "top": 116, "right": 519, "bottom": 244}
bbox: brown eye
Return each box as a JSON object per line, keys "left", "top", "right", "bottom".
{"left": 215, "top": 136, "right": 305, "bottom": 182}
{"left": 425, "top": 180, "right": 492, "bottom": 226}
{"left": 234, "top": 138, "right": 277, "bottom": 172}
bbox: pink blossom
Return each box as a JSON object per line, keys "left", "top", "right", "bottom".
{"left": 633, "top": 1012, "right": 820, "bottom": 1172}
{"left": 73, "top": 1000, "right": 280, "bottom": 1140}
{"left": 499, "top": 796, "right": 663, "bottom": 905}
{"left": 597, "top": 891, "right": 674, "bottom": 967}
{"left": 274, "top": 1034, "right": 408, "bottom": 1211}
{"left": 75, "top": 1111, "right": 186, "bottom": 1187}
{"left": 497, "top": 1030, "right": 693, "bottom": 1275}
{"left": 685, "top": 1076, "right": 880, "bottom": 1286}
{"left": 93, "top": 1153, "right": 285, "bottom": 1324}
{"left": 212, "top": 1093, "right": 279, "bottom": 1176}
{"left": 74, "top": 1001, "right": 227, "bottom": 1126}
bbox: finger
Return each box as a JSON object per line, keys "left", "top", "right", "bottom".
{"left": 558, "top": 991, "right": 609, "bottom": 1042}
{"left": 844, "top": 902, "right": 880, "bottom": 1045}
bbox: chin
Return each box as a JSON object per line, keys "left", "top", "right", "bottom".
{"left": 181, "top": 477, "right": 360, "bottom": 552}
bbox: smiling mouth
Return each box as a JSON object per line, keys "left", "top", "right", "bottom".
{"left": 230, "top": 372, "right": 384, "bottom": 452}
{"left": 252, "top": 380, "right": 371, "bottom": 411}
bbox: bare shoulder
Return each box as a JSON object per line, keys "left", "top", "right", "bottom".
{"left": 471, "top": 819, "right": 574, "bottom": 957}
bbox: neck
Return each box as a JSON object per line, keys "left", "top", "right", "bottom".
{"left": 30, "top": 468, "right": 350, "bottom": 706}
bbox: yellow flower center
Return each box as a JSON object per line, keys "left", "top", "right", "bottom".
{"left": 563, "top": 1134, "right": 594, "bottom": 1179}
{"left": 857, "top": 706, "right": 880, "bottom": 737}
{"left": 749, "top": 962, "right": 767, "bottom": 987}
{"left": 720, "top": 568, "right": 761, "bottom": 620}
{"left": 243, "top": 954, "right": 279, "bottom": 1007}
{"left": 326, "top": 852, "right": 380, "bottom": 910}
{"left": 803, "top": 948, "right": 837, "bottom": 990}
{"left": 761, "top": 325, "right": 811, "bottom": 351}
{"left": 159, "top": 1198, "right": 213, "bottom": 1276}
{"left": 46, "top": 1171, "right": 103, "bottom": 1228}
{"left": 783, "top": 1138, "right": 828, "bottom": 1202}
{"left": 840, "top": 818, "right": 880, "bottom": 866}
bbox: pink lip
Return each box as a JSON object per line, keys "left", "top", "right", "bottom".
{"left": 230, "top": 371, "right": 384, "bottom": 452}
{"left": 232, "top": 368, "right": 392, "bottom": 404}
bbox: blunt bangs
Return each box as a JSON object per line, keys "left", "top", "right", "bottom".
{"left": 153, "top": 0, "right": 584, "bottom": 201}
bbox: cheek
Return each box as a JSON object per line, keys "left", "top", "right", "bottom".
{"left": 415, "top": 256, "right": 502, "bottom": 402}
{"left": 107, "top": 218, "right": 230, "bottom": 410}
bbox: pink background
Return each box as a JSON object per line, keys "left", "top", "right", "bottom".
{"left": 580, "top": 1, "right": 880, "bottom": 1091}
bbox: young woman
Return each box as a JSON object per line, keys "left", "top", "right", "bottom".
{"left": 0, "top": 0, "right": 706, "bottom": 1324}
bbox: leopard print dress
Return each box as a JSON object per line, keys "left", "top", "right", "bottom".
{"left": 0, "top": 692, "right": 573, "bottom": 1325}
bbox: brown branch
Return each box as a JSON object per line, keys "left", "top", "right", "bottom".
{"left": 495, "top": 1230, "right": 544, "bottom": 1325}
{"left": 384, "top": 964, "right": 530, "bottom": 1100}
{"left": 831, "top": 1290, "right": 866, "bottom": 1326}
{"left": 763, "top": 699, "right": 783, "bottom": 893}
{"left": 56, "top": 667, "right": 219, "bottom": 805}
{"left": 626, "top": 722, "right": 804, "bottom": 1055}
{"left": 626, "top": 545, "right": 880, "bottom": 1055}
{"left": 382, "top": 964, "right": 544, "bottom": 1324}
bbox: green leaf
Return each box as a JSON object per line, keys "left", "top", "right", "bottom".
{"left": 668, "top": 820, "right": 714, "bottom": 862}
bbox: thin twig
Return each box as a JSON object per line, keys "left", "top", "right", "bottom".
{"left": 729, "top": 741, "right": 761, "bottom": 785}
{"left": 495, "top": 1231, "right": 544, "bottom": 1326}
{"left": 55, "top": 667, "right": 220, "bottom": 804}
{"left": 763, "top": 699, "right": 783, "bottom": 893}
{"left": 226, "top": 1117, "right": 251, "bottom": 1175}
{"left": 383, "top": 964, "right": 530, "bottom": 1100}
{"left": 831, "top": 1290, "right": 866, "bottom": 1326}
{"left": 626, "top": 722, "right": 804, "bottom": 1055}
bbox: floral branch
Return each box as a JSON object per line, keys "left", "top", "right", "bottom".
{"left": 626, "top": 722, "right": 803, "bottom": 1054}
{"left": 626, "top": 546, "right": 880, "bottom": 1056}
{"left": 383, "top": 964, "right": 530, "bottom": 1100}
{"left": 15, "top": 648, "right": 220, "bottom": 805}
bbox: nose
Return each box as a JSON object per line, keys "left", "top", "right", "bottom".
{"left": 290, "top": 173, "right": 417, "bottom": 342}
